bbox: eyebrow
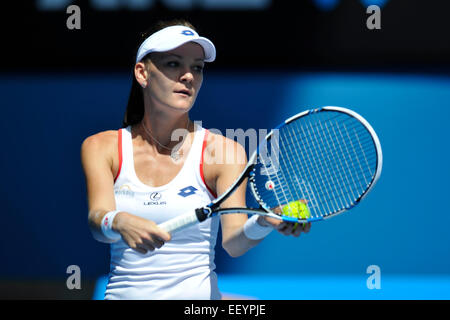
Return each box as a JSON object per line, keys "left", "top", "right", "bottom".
{"left": 163, "top": 53, "right": 205, "bottom": 62}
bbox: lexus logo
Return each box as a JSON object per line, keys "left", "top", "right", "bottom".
{"left": 149, "top": 192, "right": 162, "bottom": 201}
{"left": 144, "top": 192, "right": 166, "bottom": 206}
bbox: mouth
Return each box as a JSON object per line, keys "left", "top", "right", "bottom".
{"left": 174, "top": 89, "right": 192, "bottom": 97}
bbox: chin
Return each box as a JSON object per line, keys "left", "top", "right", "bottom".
{"left": 170, "top": 101, "right": 194, "bottom": 112}
{"left": 171, "top": 97, "right": 195, "bottom": 109}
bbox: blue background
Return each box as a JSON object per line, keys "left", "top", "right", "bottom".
{"left": 1, "top": 70, "right": 450, "bottom": 298}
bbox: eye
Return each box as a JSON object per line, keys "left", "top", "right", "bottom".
{"left": 167, "top": 61, "right": 180, "bottom": 68}
{"left": 193, "top": 65, "right": 204, "bottom": 73}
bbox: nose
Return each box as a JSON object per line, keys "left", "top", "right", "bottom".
{"left": 179, "top": 68, "right": 194, "bottom": 84}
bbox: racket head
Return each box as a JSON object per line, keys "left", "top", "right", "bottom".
{"left": 249, "top": 106, "right": 382, "bottom": 222}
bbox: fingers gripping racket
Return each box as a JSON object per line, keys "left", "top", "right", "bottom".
{"left": 158, "top": 106, "right": 383, "bottom": 234}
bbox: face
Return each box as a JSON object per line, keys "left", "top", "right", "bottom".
{"left": 136, "top": 42, "right": 205, "bottom": 113}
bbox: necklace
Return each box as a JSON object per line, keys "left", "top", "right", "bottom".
{"left": 141, "top": 119, "right": 190, "bottom": 161}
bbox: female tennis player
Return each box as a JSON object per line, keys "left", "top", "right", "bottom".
{"left": 81, "top": 19, "right": 311, "bottom": 300}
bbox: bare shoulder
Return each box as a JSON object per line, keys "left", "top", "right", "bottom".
{"left": 81, "top": 130, "right": 119, "bottom": 166}
{"left": 204, "top": 130, "right": 247, "bottom": 166}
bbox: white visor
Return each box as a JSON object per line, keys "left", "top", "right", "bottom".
{"left": 135, "top": 25, "right": 216, "bottom": 64}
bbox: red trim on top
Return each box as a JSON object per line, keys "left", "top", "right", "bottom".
{"left": 114, "top": 129, "right": 123, "bottom": 183}
{"left": 200, "top": 129, "right": 217, "bottom": 198}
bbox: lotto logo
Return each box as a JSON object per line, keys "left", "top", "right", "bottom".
{"left": 178, "top": 186, "right": 198, "bottom": 197}
{"left": 181, "top": 30, "right": 195, "bottom": 36}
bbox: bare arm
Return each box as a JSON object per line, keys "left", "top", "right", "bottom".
{"left": 81, "top": 132, "right": 118, "bottom": 243}
{"left": 205, "top": 135, "right": 311, "bottom": 258}
{"left": 217, "top": 142, "right": 260, "bottom": 258}
{"left": 81, "top": 131, "right": 170, "bottom": 253}
{"left": 203, "top": 135, "right": 264, "bottom": 257}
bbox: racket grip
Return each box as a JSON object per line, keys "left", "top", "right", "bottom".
{"left": 158, "top": 210, "right": 200, "bottom": 234}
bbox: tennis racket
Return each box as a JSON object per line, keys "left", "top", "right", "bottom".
{"left": 158, "top": 106, "right": 383, "bottom": 234}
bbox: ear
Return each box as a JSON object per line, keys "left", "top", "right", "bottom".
{"left": 134, "top": 62, "right": 148, "bottom": 88}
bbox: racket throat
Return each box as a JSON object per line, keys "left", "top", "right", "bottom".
{"left": 195, "top": 207, "right": 211, "bottom": 222}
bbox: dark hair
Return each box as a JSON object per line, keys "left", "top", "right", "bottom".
{"left": 122, "top": 19, "right": 197, "bottom": 128}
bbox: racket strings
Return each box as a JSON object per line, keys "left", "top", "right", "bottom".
{"left": 353, "top": 126, "right": 374, "bottom": 184}
{"left": 254, "top": 110, "right": 377, "bottom": 220}
{"left": 302, "top": 120, "right": 347, "bottom": 215}
{"left": 323, "top": 120, "right": 362, "bottom": 207}
{"left": 304, "top": 114, "right": 374, "bottom": 212}
{"left": 275, "top": 116, "right": 375, "bottom": 160}
{"left": 256, "top": 121, "right": 318, "bottom": 217}
{"left": 283, "top": 127, "right": 319, "bottom": 212}
{"left": 276, "top": 132, "right": 376, "bottom": 188}
{"left": 258, "top": 121, "right": 326, "bottom": 218}
{"left": 257, "top": 135, "right": 293, "bottom": 213}
{"left": 325, "top": 118, "right": 375, "bottom": 193}
{"left": 304, "top": 113, "right": 375, "bottom": 214}
{"left": 273, "top": 117, "right": 376, "bottom": 184}
{"left": 272, "top": 128, "right": 312, "bottom": 216}
{"left": 285, "top": 121, "right": 333, "bottom": 217}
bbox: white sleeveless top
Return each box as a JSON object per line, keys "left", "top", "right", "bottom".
{"left": 104, "top": 124, "right": 221, "bottom": 300}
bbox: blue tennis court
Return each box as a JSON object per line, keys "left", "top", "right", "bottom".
{"left": 92, "top": 274, "right": 450, "bottom": 300}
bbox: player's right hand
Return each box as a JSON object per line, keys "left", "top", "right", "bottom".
{"left": 113, "top": 212, "right": 172, "bottom": 254}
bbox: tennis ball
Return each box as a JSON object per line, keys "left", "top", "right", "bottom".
{"left": 282, "top": 201, "right": 311, "bottom": 219}
{"left": 281, "top": 200, "right": 311, "bottom": 231}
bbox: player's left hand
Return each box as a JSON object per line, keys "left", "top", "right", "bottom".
{"left": 257, "top": 216, "right": 311, "bottom": 237}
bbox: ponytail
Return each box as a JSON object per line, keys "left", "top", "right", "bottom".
{"left": 122, "top": 75, "right": 144, "bottom": 127}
